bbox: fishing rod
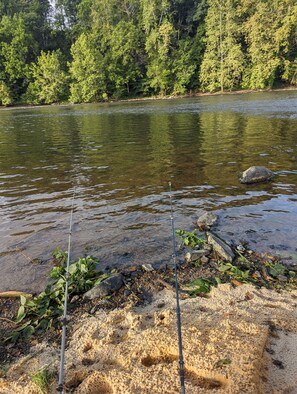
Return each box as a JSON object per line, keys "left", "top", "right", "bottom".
{"left": 57, "top": 192, "right": 75, "bottom": 394}
{"left": 169, "top": 182, "right": 185, "bottom": 394}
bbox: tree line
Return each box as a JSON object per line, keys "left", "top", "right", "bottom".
{"left": 0, "top": 0, "right": 296, "bottom": 106}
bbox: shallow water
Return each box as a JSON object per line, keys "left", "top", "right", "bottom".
{"left": 1, "top": 91, "right": 297, "bottom": 292}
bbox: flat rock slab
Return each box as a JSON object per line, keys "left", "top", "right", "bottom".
{"left": 207, "top": 232, "right": 235, "bottom": 261}
{"left": 240, "top": 166, "right": 274, "bottom": 184}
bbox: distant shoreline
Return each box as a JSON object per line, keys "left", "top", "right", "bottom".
{"left": 1, "top": 86, "right": 297, "bottom": 111}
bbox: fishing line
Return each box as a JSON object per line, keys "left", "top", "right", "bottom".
{"left": 169, "top": 182, "right": 186, "bottom": 394}
{"left": 57, "top": 191, "right": 75, "bottom": 394}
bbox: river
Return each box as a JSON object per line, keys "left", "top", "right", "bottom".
{"left": 1, "top": 90, "right": 297, "bottom": 292}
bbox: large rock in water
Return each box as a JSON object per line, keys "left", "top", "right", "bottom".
{"left": 240, "top": 166, "right": 274, "bottom": 184}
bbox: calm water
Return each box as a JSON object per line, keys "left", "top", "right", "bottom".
{"left": 1, "top": 91, "right": 297, "bottom": 292}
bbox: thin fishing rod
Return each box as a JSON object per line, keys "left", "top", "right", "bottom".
{"left": 169, "top": 182, "right": 185, "bottom": 394}
{"left": 58, "top": 192, "right": 75, "bottom": 394}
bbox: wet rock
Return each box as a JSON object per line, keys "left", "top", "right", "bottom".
{"left": 236, "top": 244, "right": 246, "bottom": 253}
{"left": 197, "top": 212, "right": 218, "bottom": 230}
{"left": 207, "top": 232, "right": 235, "bottom": 262}
{"left": 84, "top": 273, "right": 124, "bottom": 300}
{"left": 240, "top": 166, "right": 274, "bottom": 184}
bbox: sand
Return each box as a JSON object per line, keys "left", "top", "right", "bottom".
{"left": 1, "top": 283, "right": 297, "bottom": 393}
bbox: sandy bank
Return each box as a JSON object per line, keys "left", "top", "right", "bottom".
{"left": 1, "top": 283, "right": 297, "bottom": 393}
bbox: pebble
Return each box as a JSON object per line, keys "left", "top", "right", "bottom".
{"left": 236, "top": 244, "right": 245, "bottom": 252}
{"left": 200, "top": 256, "right": 209, "bottom": 264}
{"left": 184, "top": 252, "right": 191, "bottom": 263}
{"left": 89, "top": 306, "right": 97, "bottom": 314}
{"left": 209, "top": 260, "right": 218, "bottom": 269}
{"left": 70, "top": 295, "right": 79, "bottom": 304}
{"left": 277, "top": 275, "right": 288, "bottom": 282}
{"left": 142, "top": 264, "right": 154, "bottom": 272}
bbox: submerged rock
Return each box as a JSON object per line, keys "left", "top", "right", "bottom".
{"left": 207, "top": 232, "right": 235, "bottom": 262}
{"left": 240, "top": 166, "right": 274, "bottom": 184}
{"left": 84, "top": 273, "right": 124, "bottom": 300}
{"left": 197, "top": 212, "right": 218, "bottom": 230}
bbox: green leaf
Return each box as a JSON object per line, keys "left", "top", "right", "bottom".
{"left": 269, "top": 263, "right": 286, "bottom": 278}
{"left": 68, "top": 264, "right": 77, "bottom": 275}
{"left": 218, "top": 264, "right": 232, "bottom": 272}
{"left": 22, "top": 325, "right": 35, "bottom": 338}
{"left": 16, "top": 305, "right": 26, "bottom": 323}
{"left": 20, "top": 295, "right": 27, "bottom": 306}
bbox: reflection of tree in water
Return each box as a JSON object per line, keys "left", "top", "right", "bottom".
{"left": 147, "top": 114, "right": 174, "bottom": 183}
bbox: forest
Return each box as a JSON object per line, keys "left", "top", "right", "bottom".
{"left": 0, "top": 0, "right": 296, "bottom": 106}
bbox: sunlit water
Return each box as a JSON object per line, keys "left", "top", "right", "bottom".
{"left": 1, "top": 91, "right": 297, "bottom": 292}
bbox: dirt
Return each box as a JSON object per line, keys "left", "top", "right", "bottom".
{"left": 1, "top": 248, "right": 297, "bottom": 393}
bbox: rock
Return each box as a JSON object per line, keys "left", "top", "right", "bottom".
{"left": 200, "top": 256, "right": 209, "bottom": 264}
{"left": 204, "top": 244, "right": 213, "bottom": 252}
{"left": 70, "top": 295, "right": 80, "bottom": 304}
{"left": 240, "top": 166, "right": 274, "bottom": 184}
{"left": 197, "top": 212, "right": 218, "bottom": 230}
{"left": 207, "top": 232, "right": 235, "bottom": 262}
{"left": 191, "top": 249, "right": 211, "bottom": 261}
{"left": 209, "top": 260, "right": 218, "bottom": 269}
{"left": 184, "top": 252, "right": 191, "bottom": 263}
{"left": 236, "top": 244, "right": 246, "bottom": 253}
{"left": 142, "top": 264, "right": 154, "bottom": 272}
{"left": 277, "top": 275, "right": 288, "bottom": 282}
{"left": 89, "top": 306, "right": 97, "bottom": 314}
{"left": 84, "top": 273, "right": 124, "bottom": 300}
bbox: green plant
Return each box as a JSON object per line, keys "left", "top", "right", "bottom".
{"left": 31, "top": 368, "right": 53, "bottom": 393}
{"left": 267, "top": 262, "right": 286, "bottom": 278}
{"left": 186, "top": 278, "right": 211, "bottom": 296}
{"left": 5, "top": 249, "right": 107, "bottom": 343}
{"left": 218, "top": 262, "right": 250, "bottom": 282}
{"left": 175, "top": 229, "right": 206, "bottom": 249}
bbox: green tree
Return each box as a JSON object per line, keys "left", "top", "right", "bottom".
{"left": 200, "top": 0, "right": 245, "bottom": 92}
{"left": 0, "top": 81, "right": 12, "bottom": 106}
{"left": 69, "top": 32, "right": 107, "bottom": 102}
{"left": 145, "top": 20, "right": 175, "bottom": 95}
{"left": 243, "top": 0, "right": 297, "bottom": 89}
{"left": 0, "top": 15, "right": 32, "bottom": 102}
{"left": 26, "top": 50, "right": 69, "bottom": 104}
{"left": 108, "top": 20, "right": 144, "bottom": 96}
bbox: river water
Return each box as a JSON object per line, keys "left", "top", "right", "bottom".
{"left": 1, "top": 91, "right": 297, "bottom": 292}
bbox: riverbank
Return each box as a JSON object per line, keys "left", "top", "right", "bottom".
{"left": 1, "top": 231, "right": 297, "bottom": 393}
{"left": 1, "top": 86, "right": 297, "bottom": 110}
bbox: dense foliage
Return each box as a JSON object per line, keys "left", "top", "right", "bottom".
{"left": 0, "top": 0, "right": 296, "bottom": 105}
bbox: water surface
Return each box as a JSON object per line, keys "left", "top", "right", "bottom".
{"left": 1, "top": 91, "right": 297, "bottom": 292}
